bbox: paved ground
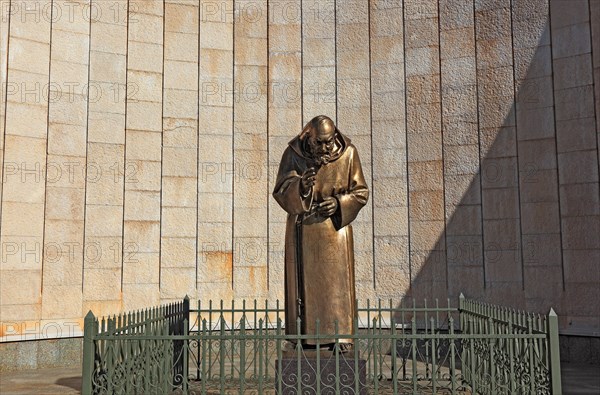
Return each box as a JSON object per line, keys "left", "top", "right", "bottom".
{"left": 0, "top": 363, "right": 598, "bottom": 394}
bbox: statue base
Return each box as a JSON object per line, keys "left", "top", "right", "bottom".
{"left": 275, "top": 351, "right": 367, "bottom": 395}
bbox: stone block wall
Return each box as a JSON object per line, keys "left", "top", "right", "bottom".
{"left": 0, "top": 0, "right": 598, "bottom": 342}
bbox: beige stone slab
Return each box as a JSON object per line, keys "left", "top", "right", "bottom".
{"left": 47, "top": 123, "right": 86, "bottom": 157}
{"left": 439, "top": 0, "right": 474, "bottom": 30}
{"left": 410, "top": 220, "right": 446, "bottom": 252}
{"left": 127, "top": 70, "right": 163, "bottom": 102}
{"left": 408, "top": 161, "right": 444, "bottom": 191}
{"left": 445, "top": 234, "right": 484, "bottom": 266}
{"left": 165, "top": 2, "right": 199, "bottom": 34}
{"left": 45, "top": 185, "right": 85, "bottom": 221}
{"left": 122, "top": 283, "right": 161, "bottom": 312}
{"left": 404, "top": 0, "right": 437, "bottom": 20}
{"left": 131, "top": 0, "right": 163, "bottom": 16}
{"left": 51, "top": 30, "right": 89, "bottom": 65}
{"left": 199, "top": 48, "right": 233, "bottom": 81}
{"left": 84, "top": 142, "right": 124, "bottom": 205}
{"left": 372, "top": 178, "right": 408, "bottom": 207}
{"left": 163, "top": 118, "right": 197, "bottom": 148}
{"left": 476, "top": 37, "right": 514, "bottom": 69}
{"left": 0, "top": 234, "right": 43, "bottom": 271}
{"left": 48, "top": 93, "right": 87, "bottom": 126}
{"left": 160, "top": 267, "right": 197, "bottom": 299}
{"left": 2, "top": 135, "right": 46, "bottom": 203}
{"left": 127, "top": 41, "right": 163, "bottom": 73}
{"left": 162, "top": 146, "right": 197, "bottom": 177}
{"left": 234, "top": 266, "right": 268, "bottom": 298}
{"left": 41, "top": 246, "right": 84, "bottom": 286}
{"left": 409, "top": 190, "right": 445, "bottom": 221}
{"left": 125, "top": 130, "right": 162, "bottom": 161}
{"left": 4, "top": 101, "right": 48, "bottom": 139}
{"left": 1, "top": 201, "right": 45, "bottom": 238}
{"left": 87, "top": 111, "right": 125, "bottom": 144}
{"left": 129, "top": 13, "right": 163, "bottom": 43}
{"left": 8, "top": 37, "right": 50, "bottom": 76}
{"left": 235, "top": 37, "right": 268, "bottom": 66}
{"left": 123, "top": 220, "right": 160, "bottom": 253}
{"left": 126, "top": 100, "right": 162, "bottom": 131}
{"left": 233, "top": 207, "right": 267, "bottom": 238}
{"left": 93, "top": 0, "right": 128, "bottom": 26}
{"left": 8, "top": 3, "right": 52, "bottom": 42}
{"left": 86, "top": 81, "right": 127, "bottom": 115}
{"left": 84, "top": 205, "right": 123, "bottom": 237}
{"left": 90, "top": 21, "right": 127, "bottom": 55}
{"left": 197, "top": 222, "right": 232, "bottom": 248}
{"left": 44, "top": 154, "right": 86, "bottom": 190}
{"left": 200, "top": 21, "right": 233, "bottom": 51}
{"left": 161, "top": 237, "right": 196, "bottom": 268}
{"left": 124, "top": 190, "right": 160, "bottom": 221}
{"left": 371, "top": 62, "right": 404, "bottom": 92}
{"left": 122, "top": 251, "right": 160, "bottom": 284}
{"left": 48, "top": 61, "right": 89, "bottom": 97}
{"left": 162, "top": 207, "right": 197, "bottom": 237}
{"left": 82, "top": 268, "right": 121, "bottom": 301}
{"left": 0, "top": 270, "right": 42, "bottom": 306}
{"left": 407, "top": 133, "right": 443, "bottom": 162}
{"left": 269, "top": 24, "right": 300, "bottom": 53}
{"left": 443, "top": 144, "right": 479, "bottom": 176}
{"left": 373, "top": 206, "right": 409, "bottom": 237}
{"left": 163, "top": 88, "right": 200, "bottom": 119}
{"left": 41, "top": 285, "right": 83, "bottom": 320}
{"left": 371, "top": 39, "right": 404, "bottom": 68}
{"left": 124, "top": 160, "right": 162, "bottom": 192}
{"left": 163, "top": 60, "right": 198, "bottom": 90}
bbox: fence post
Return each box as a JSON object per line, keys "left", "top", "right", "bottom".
{"left": 183, "top": 295, "right": 190, "bottom": 325}
{"left": 548, "top": 308, "right": 562, "bottom": 394}
{"left": 82, "top": 310, "right": 96, "bottom": 395}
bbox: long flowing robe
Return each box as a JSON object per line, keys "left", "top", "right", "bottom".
{"left": 272, "top": 131, "right": 369, "bottom": 343}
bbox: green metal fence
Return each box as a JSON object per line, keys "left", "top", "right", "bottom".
{"left": 82, "top": 297, "right": 189, "bottom": 394}
{"left": 82, "top": 295, "right": 562, "bottom": 394}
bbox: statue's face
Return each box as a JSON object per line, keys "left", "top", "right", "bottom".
{"left": 308, "top": 120, "right": 336, "bottom": 165}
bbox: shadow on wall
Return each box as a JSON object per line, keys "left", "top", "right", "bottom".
{"left": 399, "top": 4, "right": 598, "bottom": 331}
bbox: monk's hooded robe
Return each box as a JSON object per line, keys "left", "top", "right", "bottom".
{"left": 273, "top": 128, "right": 369, "bottom": 344}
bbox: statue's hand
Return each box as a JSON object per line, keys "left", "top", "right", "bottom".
{"left": 300, "top": 167, "right": 317, "bottom": 196}
{"left": 318, "top": 196, "right": 338, "bottom": 217}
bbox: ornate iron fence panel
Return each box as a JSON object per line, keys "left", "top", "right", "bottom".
{"left": 459, "top": 295, "right": 562, "bottom": 395}
{"left": 82, "top": 297, "right": 190, "bottom": 394}
{"left": 82, "top": 295, "right": 561, "bottom": 395}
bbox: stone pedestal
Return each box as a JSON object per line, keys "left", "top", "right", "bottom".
{"left": 275, "top": 351, "right": 367, "bottom": 395}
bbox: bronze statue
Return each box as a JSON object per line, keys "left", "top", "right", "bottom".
{"left": 273, "top": 115, "right": 369, "bottom": 348}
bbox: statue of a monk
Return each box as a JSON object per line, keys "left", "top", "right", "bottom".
{"left": 273, "top": 115, "right": 369, "bottom": 348}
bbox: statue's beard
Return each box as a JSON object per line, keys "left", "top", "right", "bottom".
{"left": 313, "top": 152, "right": 331, "bottom": 166}
{"left": 305, "top": 139, "right": 334, "bottom": 166}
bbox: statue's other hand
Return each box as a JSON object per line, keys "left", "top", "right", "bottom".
{"left": 318, "top": 196, "right": 338, "bottom": 217}
{"left": 300, "top": 167, "right": 317, "bottom": 196}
